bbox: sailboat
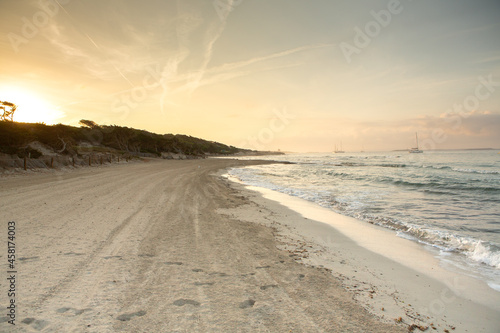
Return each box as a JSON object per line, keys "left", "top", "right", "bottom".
{"left": 334, "top": 141, "right": 345, "bottom": 153}
{"left": 409, "top": 132, "right": 423, "bottom": 153}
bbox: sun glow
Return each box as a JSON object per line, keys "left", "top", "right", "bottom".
{"left": 1, "top": 88, "right": 64, "bottom": 124}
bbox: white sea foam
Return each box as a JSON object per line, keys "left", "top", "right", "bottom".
{"left": 231, "top": 166, "right": 500, "bottom": 269}
{"left": 467, "top": 242, "right": 500, "bottom": 269}
{"left": 404, "top": 227, "right": 500, "bottom": 269}
{"left": 452, "top": 168, "right": 499, "bottom": 174}
{"left": 487, "top": 282, "right": 500, "bottom": 292}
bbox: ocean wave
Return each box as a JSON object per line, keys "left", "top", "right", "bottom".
{"left": 228, "top": 165, "right": 500, "bottom": 270}
{"left": 391, "top": 179, "right": 429, "bottom": 187}
{"left": 487, "top": 282, "right": 500, "bottom": 292}
{"left": 316, "top": 162, "right": 408, "bottom": 168}
{"left": 452, "top": 168, "right": 499, "bottom": 175}
{"left": 350, "top": 162, "right": 407, "bottom": 168}
{"left": 422, "top": 165, "right": 452, "bottom": 170}
{"left": 323, "top": 201, "right": 500, "bottom": 270}
{"left": 467, "top": 242, "right": 500, "bottom": 268}
{"left": 372, "top": 219, "right": 500, "bottom": 269}
{"left": 378, "top": 178, "right": 500, "bottom": 193}
{"left": 419, "top": 165, "right": 499, "bottom": 175}
{"left": 380, "top": 163, "right": 407, "bottom": 168}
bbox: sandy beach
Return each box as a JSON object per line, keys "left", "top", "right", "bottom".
{"left": 3, "top": 0, "right": 499, "bottom": 331}
{"left": 0, "top": 158, "right": 498, "bottom": 332}
{"left": 0, "top": 159, "right": 405, "bottom": 332}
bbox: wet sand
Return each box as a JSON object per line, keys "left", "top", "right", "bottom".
{"left": 223, "top": 177, "right": 500, "bottom": 333}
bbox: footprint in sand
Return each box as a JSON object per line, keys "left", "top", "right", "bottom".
{"left": 165, "top": 261, "right": 183, "bottom": 265}
{"left": 63, "top": 252, "right": 84, "bottom": 256}
{"left": 173, "top": 299, "right": 201, "bottom": 307}
{"left": 57, "top": 307, "right": 90, "bottom": 316}
{"left": 22, "top": 318, "right": 50, "bottom": 330}
{"left": 239, "top": 299, "right": 256, "bottom": 309}
{"left": 193, "top": 282, "right": 215, "bottom": 286}
{"left": 103, "top": 255, "right": 122, "bottom": 260}
{"left": 255, "top": 265, "right": 271, "bottom": 269}
{"left": 18, "top": 256, "right": 40, "bottom": 262}
{"left": 260, "top": 285, "right": 278, "bottom": 290}
{"left": 116, "top": 310, "right": 147, "bottom": 321}
{"left": 192, "top": 268, "right": 204, "bottom": 272}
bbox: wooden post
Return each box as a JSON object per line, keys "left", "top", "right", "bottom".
{"left": 118, "top": 156, "right": 120, "bottom": 162}
{"left": 51, "top": 157, "right": 54, "bottom": 168}
{"left": 24, "top": 157, "right": 27, "bottom": 171}
{"left": 100, "top": 156, "right": 103, "bottom": 165}
{"left": 72, "top": 157, "right": 75, "bottom": 167}
{"left": 89, "top": 155, "right": 91, "bottom": 166}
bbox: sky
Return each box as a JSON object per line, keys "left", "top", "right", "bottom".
{"left": 1, "top": 0, "right": 499, "bottom": 152}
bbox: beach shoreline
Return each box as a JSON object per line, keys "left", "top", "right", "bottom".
{"left": 221, "top": 171, "right": 500, "bottom": 332}
{"left": 1, "top": 158, "right": 405, "bottom": 332}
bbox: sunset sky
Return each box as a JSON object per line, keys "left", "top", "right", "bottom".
{"left": 1, "top": 0, "right": 499, "bottom": 152}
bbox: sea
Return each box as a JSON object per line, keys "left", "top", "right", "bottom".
{"left": 228, "top": 150, "right": 500, "bottom": 291}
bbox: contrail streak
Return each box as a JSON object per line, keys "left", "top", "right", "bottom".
{"left": 54, "top": 0, "right": 134, "bottom": 87}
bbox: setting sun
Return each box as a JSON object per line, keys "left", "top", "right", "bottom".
{"left": 1, "top": 87, "right": 64, "bottom": 124}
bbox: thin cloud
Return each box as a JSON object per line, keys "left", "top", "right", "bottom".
{"left": 206, "top": 43, "right": 332, "bottom": 76}
{"left": 182, "top": 11, "right": 230, "bottom": 94}
{"left": 42, "top": 5, "right": 139, "bottom": 86}
{"left": 172, "top": 62, "right": 302, "bottom": 95}
{"left": 161, "top": 44, "right": 332, "bottom": 91}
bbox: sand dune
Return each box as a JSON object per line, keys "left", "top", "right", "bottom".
{"left": 0, "top": 159, "right": 405, "bottom": 332}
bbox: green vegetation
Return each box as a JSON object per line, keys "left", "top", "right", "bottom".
{"left": 0, "top": 120, "right": 246, "bottom": 158}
